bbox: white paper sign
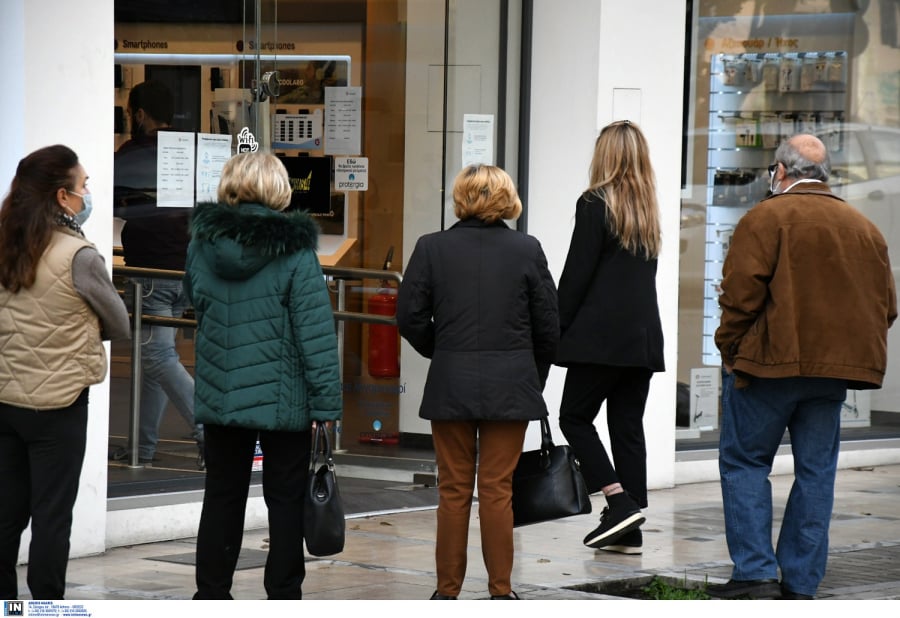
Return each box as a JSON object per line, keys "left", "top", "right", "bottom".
{"left": 462, "top": 114, "right": 494, "bottom": 167}
{"left": 334, "top": 157, "right": 368, "bottom": 191}
{"left": 690, "top": 367, "right": 720, "bottom": 430}
{"left": 324, "top": 87, "right": 362, "bottom": 155}
{"left": 157, "top": 131, "right": 196, "bottom": 208}
{"left": 272, "top": 110, "right": 323, "bottom": 150}
{"left": 196, "top": 133, "right": 233, "bottom": 203}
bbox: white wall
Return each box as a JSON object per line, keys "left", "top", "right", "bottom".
{"left": 400, "top": 0, "right": 447, "bottom": 435}
{"left": 3, "top": 0, "right": 115, "bottom": 561}
{"left": 528, "top": 0, "right": 687, "bottom": 492}
{"left": 0, "top": 2, "right": 25, "bottom": 183}
{"left": 400, "top": 0, "right": 506, "bottom": 435}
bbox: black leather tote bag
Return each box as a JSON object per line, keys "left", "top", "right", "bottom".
{"left": 511, "top": 416, "right": 592, "bottom": 527}
{"left": 303, "top": 424, "right": 346, "bottom": 556}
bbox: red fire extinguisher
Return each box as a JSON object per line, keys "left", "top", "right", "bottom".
{"left": 367, "top": 247, "right": 400, "bottom": 378}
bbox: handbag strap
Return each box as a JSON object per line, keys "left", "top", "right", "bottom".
{"left": 310, "top": 424, "right": 336, "bottom": 471}
{"left": 539, "top": 416, "right": 555, "bottom": 451}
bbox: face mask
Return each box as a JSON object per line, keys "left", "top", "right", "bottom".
{"left": 768, "top": 163, "right": 780, "bottom": 196}
{"left": 68, "top": 191, "right": 93, "bottom": 225}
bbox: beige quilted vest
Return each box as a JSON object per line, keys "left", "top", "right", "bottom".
{"left": 0, "top": 229, "right": 107, "bottom": 409}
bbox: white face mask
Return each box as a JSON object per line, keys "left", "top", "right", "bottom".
{"left": 768, "top": 163, "right": 781, "bottom": 196}
{"left": 67, "top": 190, "right": 93, "bottom": 225}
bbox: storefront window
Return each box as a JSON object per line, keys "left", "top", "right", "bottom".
{"left": 109, "top": 0, "right": 525, "bottom": 496}
{"left": 678, "top": 0, "right": 900, "bottom": 447}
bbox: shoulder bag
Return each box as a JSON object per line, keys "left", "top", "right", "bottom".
{"left": 511, "top": 416, "right": 592, "bottom": 527}
{"left": 303, "top": 424, "right": 346, "bottom": 556}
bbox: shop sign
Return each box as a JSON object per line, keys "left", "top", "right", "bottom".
{"left": 334, "top": 157, "right": 368, "bottom": 191}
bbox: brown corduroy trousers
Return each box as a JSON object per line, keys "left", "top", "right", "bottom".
{"left": 430, "top": 419, "right": 528, "bottom": 598}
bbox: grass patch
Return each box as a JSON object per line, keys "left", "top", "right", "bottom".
{"left": 640, "top": 576, "right": 711, "bottom": 600}
{"left": 566, "top": 574, "right": 711, "bottom": 599}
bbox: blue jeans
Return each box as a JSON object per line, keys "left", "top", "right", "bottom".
{"left": 130, "top": 277, "right": 201, "bottom": 458}
{"left": 719, "top": 371, "right": 846, "bottom": 597}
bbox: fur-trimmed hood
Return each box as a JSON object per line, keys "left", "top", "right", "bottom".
{"left": 189, "top": 201, "right": 319, "bottom": 281}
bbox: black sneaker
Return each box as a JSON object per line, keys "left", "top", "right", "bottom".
{"left": 429, "top": 591, "right": 457, "bottom": 600}
{"left": 583, "top": 493, "right": 645, "bottom": 549}
{"left": 490, "top": 591, "right": 520, "bottom": 600}
{"left": 597, "top": 528, "right": 642, "bottom": 554}
{"left": 706, "top": 579, "right": 781, "bottom": 599}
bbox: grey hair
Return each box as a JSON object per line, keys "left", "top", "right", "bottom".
{"left": 774, "top": 135, "right": 831, "bottom": 181}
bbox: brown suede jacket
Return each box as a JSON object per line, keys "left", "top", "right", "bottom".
{"left": 715, "top": 182, "right": 897, "bottom": 389}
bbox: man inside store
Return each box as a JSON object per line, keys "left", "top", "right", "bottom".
{"left": 710, "top": 133, "right": 896, "bottom": 600}
{"left": 113, "top": 79, "right": 204, "bottom": 469}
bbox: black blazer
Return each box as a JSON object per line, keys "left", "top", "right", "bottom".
{"left": 556, "top": 193, "right": 664, "bottom": 372}
{"left": 398, "top": 218, "right": 560, "bottom": 421}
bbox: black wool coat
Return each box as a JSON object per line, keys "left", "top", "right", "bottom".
{"left": 398, "top": 218, "right": 560, "bottom": 421}
{"left": 556, "top": 193, "right": 665, "bottom": 372}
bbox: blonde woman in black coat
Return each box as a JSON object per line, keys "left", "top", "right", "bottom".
{"left": 556, "top": 121, "right": 664, "bottom": 556}
{"left": 398, "top": 164, "right": 559, "bottom": 600}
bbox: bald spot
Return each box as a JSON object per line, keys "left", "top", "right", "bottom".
{"left": 789, "top": 134, "right": 827, "bottom": 165}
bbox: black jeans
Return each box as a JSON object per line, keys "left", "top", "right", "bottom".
{"left": 558, "top": 364, "right": 651, "bottom": 507}
{"left": 193, "top": 424, "right": 312, "bottom": 600}
{"left": 0, "top": 390, "right": 89, "bottom": 599}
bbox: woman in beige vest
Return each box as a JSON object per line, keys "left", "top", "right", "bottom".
{"left": 0, "top": 145, "right": 130, "bottom": 600}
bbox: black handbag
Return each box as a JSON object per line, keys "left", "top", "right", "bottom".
{"left": 511, "top": 416, "right": 592, "bottom": 527}
{"left": 303, "top": 424, "right": 346, "bottom": 556}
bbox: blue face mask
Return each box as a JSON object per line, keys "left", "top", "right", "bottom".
{"left": 68, "top": 190, "right": 93, "bottom": 225}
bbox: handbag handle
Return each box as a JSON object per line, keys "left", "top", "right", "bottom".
{"left": 539, "top": 416, "right": 555, "bottom": 452}
{"left": 537, "top": 416, "right": 557, "bottom": 470}
{"left": 310, "top": 424, "right": 336, "bottom": 472}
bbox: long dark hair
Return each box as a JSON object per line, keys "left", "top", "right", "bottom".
{"left": 0, "top": 145, "right": 80, "bottom": 292}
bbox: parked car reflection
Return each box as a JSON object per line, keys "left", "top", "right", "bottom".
{"left": 821, "top": 124, "right": 900, "bottom": 237}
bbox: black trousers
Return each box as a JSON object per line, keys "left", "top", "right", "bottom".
{"left": 0, "top": 390, "right": 89, "bottom": 600}
{"left": 558, "top": 364, "right": 651, "bottom": 508}
{"left": 193, "top": 424, "right": 311, "bottom": 600}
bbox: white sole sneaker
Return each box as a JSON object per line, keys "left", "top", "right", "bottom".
{"left": 583, "top": 511, "right": 645, "bottom": 548}
{"left": 598, "top": 543, "right": 642, "bottom": 555}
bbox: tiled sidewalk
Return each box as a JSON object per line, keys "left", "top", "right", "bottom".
{"left": 17, "top": 464, "right": 900, "bottom": 601}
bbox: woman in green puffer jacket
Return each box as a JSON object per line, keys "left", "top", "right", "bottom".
{"left": 183, "top": 151, "right": 342, "bottom": 600}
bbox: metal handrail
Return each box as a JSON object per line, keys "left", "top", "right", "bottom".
{"left": 325, "top": 266, "right": 403, "bottom": 326}
{"left": 111, "top": 262, "right": 402, "bottom": 463}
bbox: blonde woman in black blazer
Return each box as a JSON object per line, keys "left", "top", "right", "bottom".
{"left": 556, "top": 121, "right": 664, "bottom": 556}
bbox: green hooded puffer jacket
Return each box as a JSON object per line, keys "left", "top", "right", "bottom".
{"left": 184, "top": 201, "right": 342, "bottom": 431}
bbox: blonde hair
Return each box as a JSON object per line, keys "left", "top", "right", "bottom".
{"left": 217, "top": 152, "right": 292, "bottom": 211}
{"left": 452, "top": 164, "right": 522, "bottom": 223}
{"left": 587, "top": 121, "right": 661, "bottom": 259}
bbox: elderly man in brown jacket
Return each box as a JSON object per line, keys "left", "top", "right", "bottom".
{"left": 708, "top": 133, "right": 897, "bottom": 601}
